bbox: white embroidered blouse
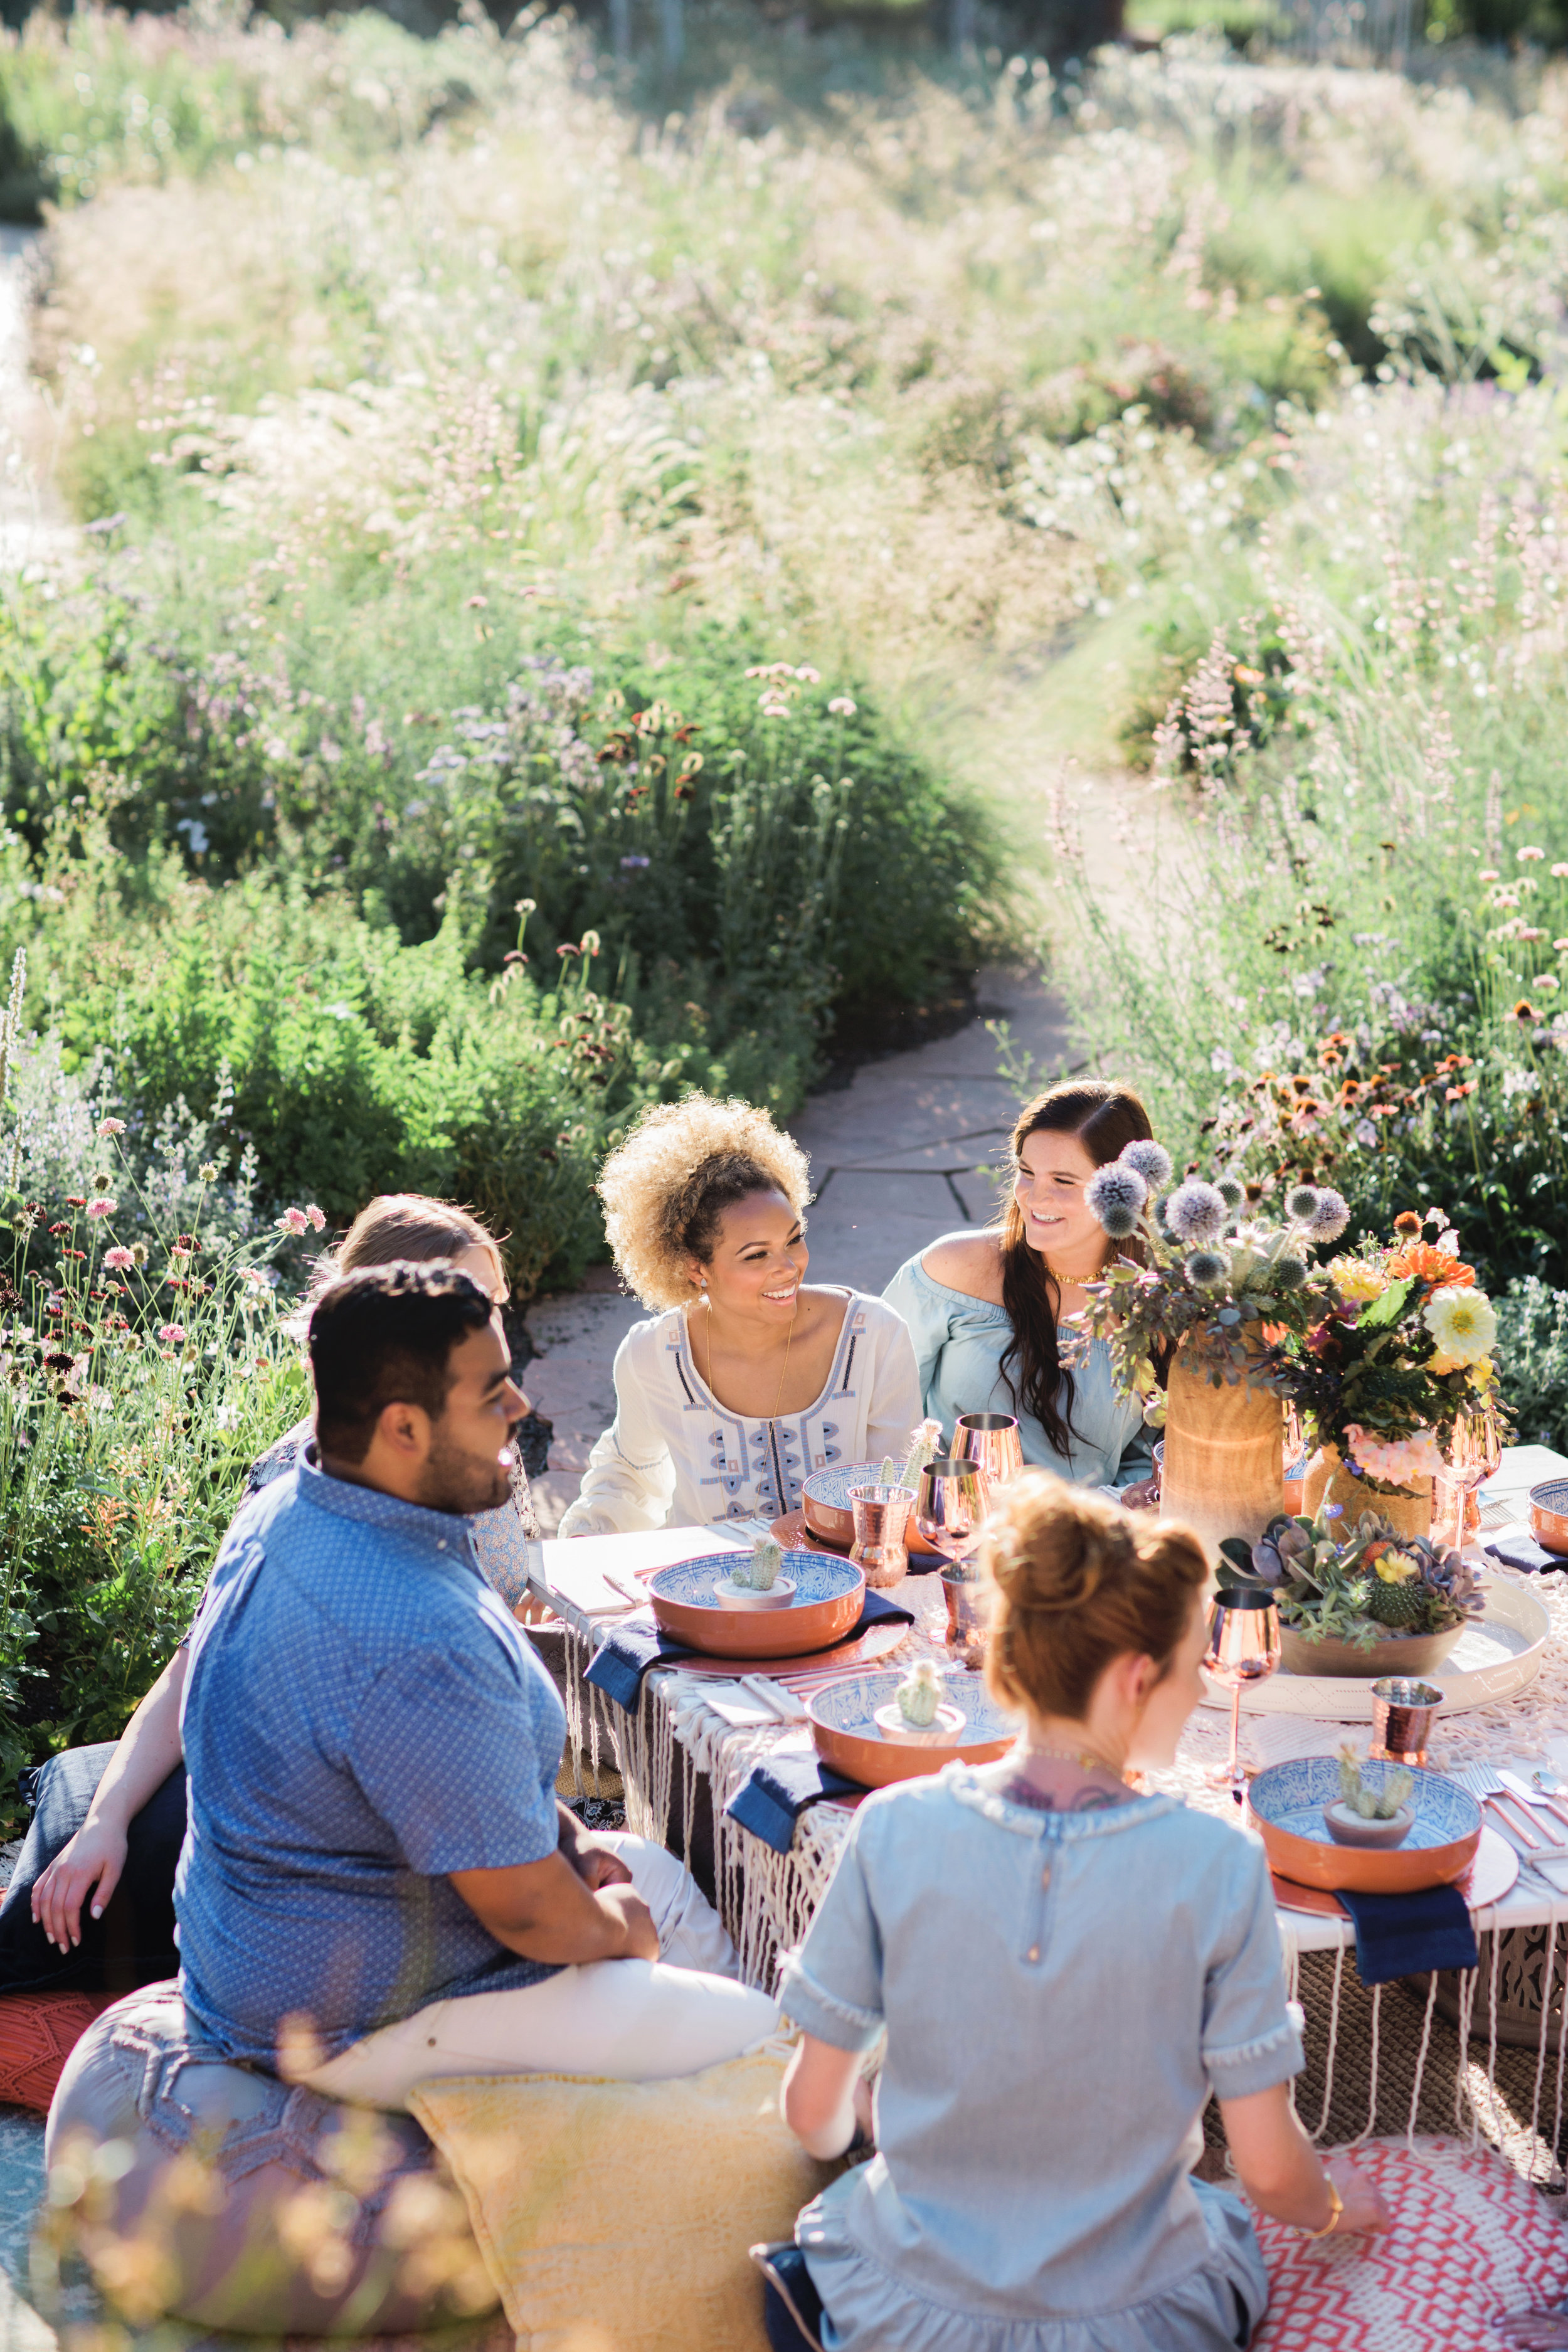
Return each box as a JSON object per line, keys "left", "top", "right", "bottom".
{"left": 558, "top": 1291, "right": 923, "bottom": 1538}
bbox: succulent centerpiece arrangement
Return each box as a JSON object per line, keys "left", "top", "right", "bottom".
{"left": 1220, "top": 1507, "right": 1485, "bottom": 1674}
{"left": 1324, "top": 1749, "right": 1417, "bottom": 1848}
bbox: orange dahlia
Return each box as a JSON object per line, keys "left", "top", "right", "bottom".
{"left": 1387, "top": 1240, "right": 1476, "bottom": 1288}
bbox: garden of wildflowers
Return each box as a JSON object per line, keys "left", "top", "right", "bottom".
{"left": 2, "top": 0, "right": 1568, "bottom": 1801}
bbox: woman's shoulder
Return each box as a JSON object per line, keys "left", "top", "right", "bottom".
{"left": 832, "top": 1288, "right": 913, "bottom": 1339}
{"left": 909, "top": 1230, "right": 1005, "bottom": 1305}
{"left": 612, "top": 1308, "right": 686, "bottom": 1368}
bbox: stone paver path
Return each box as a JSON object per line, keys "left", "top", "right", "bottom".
{"left": 525, "top": 965, "right": 1072, "bottom": 1530}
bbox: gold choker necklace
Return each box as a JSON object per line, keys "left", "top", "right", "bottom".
{"left": 1019, "top": 1744, "right": 1127, "bottom": 1782}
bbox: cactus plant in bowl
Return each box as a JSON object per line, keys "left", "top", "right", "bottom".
{"left": 1323, "top": 1747, "right": 1416, "bottom": 1848}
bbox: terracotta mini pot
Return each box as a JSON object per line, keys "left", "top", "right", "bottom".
{"left": 1323, "top": 1801, "right": 1414, "bottom": 1850}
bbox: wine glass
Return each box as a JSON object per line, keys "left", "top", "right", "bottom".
{"left": 1204, "top": 1587, "right": 1281, "bottom": 1801}
{"left": 914, "top": 1456, "right": 990, "bottom": 1564}
{"left": 953, "top": 1412, "right": 1024, "bottom": 1492}
{"left": 1438, "top": 1401, "right": 1503, "bottom": 1552}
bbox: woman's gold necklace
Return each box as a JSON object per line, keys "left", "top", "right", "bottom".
{"left": 1020, "top": 1743, "right": 1128, "bottom": 1784}
{"left": 701, "top": 1294, "right": 798, "bottom": 1422}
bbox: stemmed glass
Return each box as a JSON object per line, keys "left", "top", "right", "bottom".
{"left": 953, "top": 1412, "right": 1024, "bottom": 1493}
{"left": 914, "top": 1456, "right": 990, "bottom": 1564}
{"left": 1438, "top": 1400, "right": 1503, "bottom": 1553}
{"left": 1204, "top": 1587, "right": 1281, "bottom": 1801}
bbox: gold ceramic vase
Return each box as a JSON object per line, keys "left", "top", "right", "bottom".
{"left": 1301, "top": 1445, "right": 1432, "bottom": 1544}
{"left": 1158, "top": 1335, "right": 1283, "bottom": 1565}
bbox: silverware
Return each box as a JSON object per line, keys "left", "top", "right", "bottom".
{"left": 605, "top": 1572, "right": 647, "bottom": 1606}
{"left": 1500, "top": 1768, "right": 1568, "bottom": 1836}
{"left": 1448, "top": 1763, "right": 1552, "bottom": 1851}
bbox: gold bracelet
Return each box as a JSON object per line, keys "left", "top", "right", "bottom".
{"left": 1303, "top": 2177, "right": 1343, "bottom": 2239}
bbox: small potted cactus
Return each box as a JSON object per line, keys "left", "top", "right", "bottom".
{"left": 715, "top": 1535, "right": 796, "bottom": 1610}
{"left": 872, "top": 1658, "right": 966, "bottom": 1747}
{"left": 1322, "top": 1747, "right": 1416, "bottom": 1849}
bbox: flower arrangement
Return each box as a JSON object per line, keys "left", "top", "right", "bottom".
{"left": 1070, "top": 1136, "right": 1350, "bottom": 1418}
{"left": 1264, "top": 1210, "right": 1508, "bottom": 1494}
{"left": 1222, "top": 1509, "right": 1485, "bottom": 1650}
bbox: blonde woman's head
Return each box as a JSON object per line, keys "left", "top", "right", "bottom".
{"left": 596, "top": 1096, "right": 812, "bottom": 1313}
{"left": 982, "top": 1475, "right": 1209, "bottom": 1766}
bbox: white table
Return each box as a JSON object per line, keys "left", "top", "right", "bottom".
{"left": 526, "top": 1450, "right": 1568, "bottom": 2173}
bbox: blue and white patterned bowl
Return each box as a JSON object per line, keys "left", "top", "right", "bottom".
{"left": 808, "top": 1669, "right": 1019, "bottom": 1788}
{"left": 647, "top": 1551, "right": 865, "bottom": 1659}
{"left": 1248, "top": 1756, "right": 1481, "bottom": 1894}
{"left": 1529, "top": 1478, "right": 1568, "bottom": 1555}
{"left": 802, "top": 1461, "right": 941, "bottom": 1556}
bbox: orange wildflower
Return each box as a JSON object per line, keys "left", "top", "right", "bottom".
{"left": 1387, "top": 1241, "right": 1476, "bottom": 1289}
{"left": 1393, "top": 1212, "right": 1422, "bottom": 1236}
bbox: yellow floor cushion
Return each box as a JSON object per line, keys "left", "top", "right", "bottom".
{"left": 411, "top": 2049, "right": 834, "bottom": 2352}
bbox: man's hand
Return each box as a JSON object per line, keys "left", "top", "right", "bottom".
{"left": 33, "top": 1822, "right": 129, "bottom": 1951}
{"left": 573, "top": 1843, "right": 633, "bottom": 1891}
{"left": 596, "top": 1883, "right": 660, "bottom": 1961}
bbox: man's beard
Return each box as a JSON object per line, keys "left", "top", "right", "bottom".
{"left": 416, "top": 1426, "right": 517, "bottom": 1517}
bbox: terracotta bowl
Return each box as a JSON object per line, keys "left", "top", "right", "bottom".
{"left": 645, "top": 1552, "right": 864, "bottom": 1661}
{"left": 1529, "top": 1478, "right": 1568, "bottom": 1556}
{"left": 1278, "top": 1623, "right": 1464, "bottom": 1681}
{"left": 802, "top": 1463, "right": 941, "bottom": 1559}
{"left": 1248, "top": 1757, "right": 1481, "bottom": 1894}
{"left": 808, "top": 1670, "right": 1017, "bottom": 1789}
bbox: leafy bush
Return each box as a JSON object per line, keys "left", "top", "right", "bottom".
{"left": 1495, "top": 1279, "right": 1568, "bottom": 1453}
{"left": 0, "top": 1154, "right": 303, "bottom": 1796}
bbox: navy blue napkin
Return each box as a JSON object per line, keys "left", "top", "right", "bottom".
{"left": 1484, "top": 1532, "right": 1565, "bottom": 1575}
{"left": 585, "top": 1589, "right": 916, "bottom": 1714}
{"left": 1336, "top": 1883, "right": 1479, "bottom": 1986}
{"left": 726, "top": 1751, "right": 867, "bottom": 1853}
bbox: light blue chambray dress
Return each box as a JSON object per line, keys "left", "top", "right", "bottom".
{"left": 778, "top": 1768, "right": 1300, "bottom": 2352}
{"left": 882, "top": 1241, "right": 1151, "bottom": 1490}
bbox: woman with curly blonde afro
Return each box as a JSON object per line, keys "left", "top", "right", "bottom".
{"left": 559, "top": 1097, "right": 920, "bottom": 1537}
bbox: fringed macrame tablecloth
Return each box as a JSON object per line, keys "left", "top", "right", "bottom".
{"left": 527, "top": 1523, "right": 1568, "bottom": 2185}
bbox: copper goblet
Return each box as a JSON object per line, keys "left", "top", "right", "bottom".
{"left": 914, "top": 1456, "right": 990, "bottom": 1567}
{"left": 1204, "top": 1587, "right": 1281, "bottom": 1801}
{"left": 954, "top": 1412, "right": 1024, "bottom": 1493}
{"left": 849, "top": 1483, "right": 914, "bottom": 1589}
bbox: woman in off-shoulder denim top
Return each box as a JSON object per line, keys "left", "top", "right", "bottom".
{"left": 882, "top": 1079, "right": 1157, "bottom": 1491}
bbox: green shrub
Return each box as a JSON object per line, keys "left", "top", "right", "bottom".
{"left": 1495, "top": 1279, "right": 1568, "bottom": 1453}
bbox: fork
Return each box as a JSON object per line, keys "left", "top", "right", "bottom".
{"left": 1448, "top": 1763, "right": 1560, "bottom": 1853}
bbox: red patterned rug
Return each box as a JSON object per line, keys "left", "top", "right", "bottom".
{"left": 1254, "top": 2136, "right": 1568, "bottom": 2351}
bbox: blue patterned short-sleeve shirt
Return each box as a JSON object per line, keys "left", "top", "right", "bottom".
{"left": 175, "top": 1449, "right": 566, "bottom": 2067}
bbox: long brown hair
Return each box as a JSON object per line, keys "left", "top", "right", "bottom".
{"left": 997, "top": 1079, "right": 1153, "bottom": 1456}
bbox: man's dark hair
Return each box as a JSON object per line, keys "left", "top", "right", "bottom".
{"left": 309, "top": 1263, "right": 494, "bottom": 1465}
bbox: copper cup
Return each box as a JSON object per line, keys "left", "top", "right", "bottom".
{"left": 1528, "top": 1480, "right": 1568, "bottom": 1555}
{"left": 940, "top": 1565, "right": 989, "bottom": 1668}
{"left": 1369, "top": 1677, "right": 1444, "bottom": 1767}
{"left": 954, "top": 1412, "right": 1024, "bottom": 1493}
{"left": 849, "top": 1483, "right": 914, "bottom": 1589}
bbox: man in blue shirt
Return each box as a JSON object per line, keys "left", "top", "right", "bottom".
{"left": 176, "top": 1263, "right": 775, "bottom": 2107}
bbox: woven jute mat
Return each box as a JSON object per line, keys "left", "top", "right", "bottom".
{"left": 1202, "top": 1948, "right": 1568, "bottom": 2187}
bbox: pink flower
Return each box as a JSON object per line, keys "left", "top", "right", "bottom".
{"left": 277, "top": 1207, "right": 309, "bottom": 1237}
{"left": 157, "top": 1323, "right": 186, "bottom": 1346}
{"left": 95, "top": 1118, "right": 126, "bottom": 1139}
{"left": 102, "top": 1246, "right": 134, "bottom": 1271}
{"left": 1343, "top": 1425, "right": 1446, "bottom": 1486}
{"left": 1518, "top": 845, "right": 1546, "bottom": 862}
{"left": 305, "top": 1204, "right": 326, "bottom": 1232}
{"left": 828, "top": 695, "right": 857, "bottom": 716}
{"left": 85, "top": 1197, "right": 117, "bottom": 1220}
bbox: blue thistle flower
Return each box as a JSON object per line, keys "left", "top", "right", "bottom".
{"left": 1084, "top": 1162, "right": 1147, "bottom": 1240}
{"left": 1165, "top": 1179, "right": 1227, "bottom": 1246}
{"left": 1185, "top": 1249, "right": 1227, "bottom": 1288}
{"left": 1309, "top": 1187, "right": 1350, "bottom": 1242}
{"left": 1285, "top": 1184, "right": 1321, "bottom": 1222}
{"left": 1119, "top": 1139, "right": 1173, "bottom": 1194}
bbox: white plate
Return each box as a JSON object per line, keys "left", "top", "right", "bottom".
{"left": 1200, "top": 1574, "right": 1552, "bottom": 1723}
